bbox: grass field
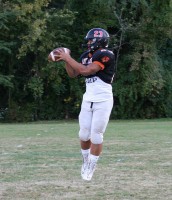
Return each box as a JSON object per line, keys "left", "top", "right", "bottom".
{"left": 0, "top": 119, "right": 172, "bottom": 200}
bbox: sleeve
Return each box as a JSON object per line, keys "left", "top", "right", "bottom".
{"left": 79, "top": 50, "right": 90, "bottom": 63}
{"left": 92, "top": 50, "right": 114, "bottom": 70}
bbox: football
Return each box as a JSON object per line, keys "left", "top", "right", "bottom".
{"left": 48, "top": 47, "right": 70, "bottom": 62}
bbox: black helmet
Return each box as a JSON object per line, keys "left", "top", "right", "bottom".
{"left": 84, "top": 28, "right": 110, "bottom": 51}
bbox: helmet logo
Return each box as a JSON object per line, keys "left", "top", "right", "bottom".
{"left": 101, "top": 56, "right": 110, "bottom": 62}
{"left": 94, "top": 30, "right": 103, "bottom": 37}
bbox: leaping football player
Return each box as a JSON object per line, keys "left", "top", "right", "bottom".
{"left": 56, "top": 28, "right": 115, "bottom": 181}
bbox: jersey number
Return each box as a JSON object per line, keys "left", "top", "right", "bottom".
{"left": 94, "top": 30, "right": 103, "bottom": 37}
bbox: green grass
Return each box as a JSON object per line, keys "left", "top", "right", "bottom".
{"left": 0, "top": 119, "right": 172, "bottom": 200}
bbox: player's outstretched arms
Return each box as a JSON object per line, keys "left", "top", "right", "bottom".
{"left": 57, "top": 50, "right": 101, "bottom": 76}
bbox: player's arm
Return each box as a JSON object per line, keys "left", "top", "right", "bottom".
{"left": 65, "top": 56, "right": 101, "bottom": 76}
{"left": 57, "top": 51, "right": 102, "bottom": 76}
{"left": 65, "top": 62, "right": 79, "bottom": 78}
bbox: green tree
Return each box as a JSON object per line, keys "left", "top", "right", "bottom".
{"left": 0, "top": 0, "right": 21, "bottom": 116}
{"left": 13, "top": 0, "right": 77, "bottom": 120}
{"left": 111, "top": 0, "right": 172, "bottom": 118}
{"left": 0, "top": 0, "right": 171, "bottom": 121}
{"left": 0, "top": 0, "right": 77, "bottom": 121}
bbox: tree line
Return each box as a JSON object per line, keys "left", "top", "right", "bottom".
{"left": 0, "top": 0, "right": 171, "bottom": 122}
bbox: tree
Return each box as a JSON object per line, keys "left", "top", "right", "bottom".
{"left": 0, "top": 0, "right": 171, "bottom": 121}
{"left": 0, "top": 0, "right": 21, "bottom": 115}
{"left": 111, "top": 0, "right": 172, "bottom": 118}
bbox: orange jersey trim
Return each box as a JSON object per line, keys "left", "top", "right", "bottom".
{"left": 93, "top": 61, "right": 105, "bottom": 70}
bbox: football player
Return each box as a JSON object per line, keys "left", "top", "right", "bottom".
{"left": 56, "top": 28, "right": 115, "bottom": 181}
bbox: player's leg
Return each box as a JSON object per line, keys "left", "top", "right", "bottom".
{"left": 83, "top": 98, "right": 113, "bottom": 181}
{"left": 80, "top": 140, "right": 91, "bottom": 150}
{"left": 78, "top": 100, "right": 93, "bottom": 178}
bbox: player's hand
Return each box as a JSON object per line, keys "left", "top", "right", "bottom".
{"left": 55, "top": 49, "right": 71, "bottom": 62}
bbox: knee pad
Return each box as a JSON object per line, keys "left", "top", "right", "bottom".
{"left": 79, "top": 128, "right": 91, "bottom": 141}
{"left": 91, "top": 132, "right": 103, "bottom": 144}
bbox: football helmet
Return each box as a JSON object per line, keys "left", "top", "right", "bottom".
{"left": 84, "top": 28, "right": 110, "bottom": 51}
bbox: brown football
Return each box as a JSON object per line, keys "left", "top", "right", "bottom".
{"left": 48, "top": 47, "right": 70, "bottom": 62}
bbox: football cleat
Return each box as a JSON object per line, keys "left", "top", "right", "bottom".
{"left": 81, "top": 161, "right": 88, "bottom": 178}
{"left": 81, "top": 154, "right": 89, "bottom": 178}
{"left": 82, "top": 159, "right": 97, "bottom": 181}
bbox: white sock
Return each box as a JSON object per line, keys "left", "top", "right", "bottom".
{"left": 89, "top": 154, "right": 99, "bottom": 163}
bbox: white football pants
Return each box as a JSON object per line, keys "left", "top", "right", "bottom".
{"left": 79, "top": 98, "right": 113, "bottom": 144}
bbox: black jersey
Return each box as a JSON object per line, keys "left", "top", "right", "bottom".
{"left": 80, "top": 49, "right": 115, "bottom": 84}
